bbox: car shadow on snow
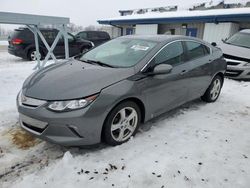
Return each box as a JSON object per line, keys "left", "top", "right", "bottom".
{"left": 140, "top": 98, "right": 204, "bottom": 132}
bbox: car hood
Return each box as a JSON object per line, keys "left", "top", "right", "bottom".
{"left": 218, "top": 42, "right": 250, "bottom": 59}
{"left": 23, "top": 60, "right": 134, "bottom": 100}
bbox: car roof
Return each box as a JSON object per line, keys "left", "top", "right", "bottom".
{"left": 120, "top": 34, "right": 205, "bottom": 43}
{"left": 15, "top": 27, "right": 58, "bottom": 32}
{"left": 79, "top": 31, "right": 107, "bottom": 33}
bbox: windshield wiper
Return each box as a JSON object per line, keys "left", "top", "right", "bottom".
{"left": 81, "top": 59, "right": 114, "bottom": 68}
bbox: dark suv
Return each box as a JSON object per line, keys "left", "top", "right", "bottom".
{"left": 8, "top": 28, "right": 93, "bottom": 61}
{"left": 75, "top": 31, "right": 110, "bottom": 46}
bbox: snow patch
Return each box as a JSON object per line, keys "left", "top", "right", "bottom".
{"left": 0, "top": 41, "right": 8, "bottom": 46}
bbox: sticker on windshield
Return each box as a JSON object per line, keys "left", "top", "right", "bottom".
{"left": 131, "top": 45, "right": 150, "bottom": 51}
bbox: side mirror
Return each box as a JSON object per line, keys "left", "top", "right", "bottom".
{"left": 152, "top": 64, "right": 173, "bottom": 75}
{"left": 211, "top": 42, "right": 217, "bottom": 47}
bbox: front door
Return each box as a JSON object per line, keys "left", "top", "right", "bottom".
{"left": 138, "top": 41, "right": 189, "bottom": 118}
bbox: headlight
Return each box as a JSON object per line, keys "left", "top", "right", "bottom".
{"left": 47, "top": 94, "right": 98, "bottom": 112}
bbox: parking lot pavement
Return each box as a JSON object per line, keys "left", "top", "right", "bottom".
{"left": 0, "top": 51, "right": 250, "bottom": 188}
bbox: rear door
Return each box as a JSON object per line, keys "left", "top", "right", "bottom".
{"left": 138, "top": 41, "right": 189, "bottom": 117}
{"left": 183, "top": 41, "right": 212, "bottom": 100}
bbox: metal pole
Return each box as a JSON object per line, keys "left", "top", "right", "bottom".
{"left": 63, "top": 24, "right": 69, "bottom": 59}
{"left": 34, "top": 25, "right": 41, "bottom": 69}
{"left": 27, "top": 25, "right": 41, "bottom": 69}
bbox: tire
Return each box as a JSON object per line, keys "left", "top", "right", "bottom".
{"left": 103, "top": 101, "right": 141, "bottom": 146}
{"left": 201, "top": 75, "right": 223, "bottom": 103}
{"left": 27, "top": 49, "right": 37, "bottom": 61}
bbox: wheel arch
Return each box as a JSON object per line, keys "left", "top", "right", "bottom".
{"left": 100, "top": 97, "right": 146, "bottom": 141}
{"left": 25, "top": 45, "right": 45, "bottom": 60}
{"left": 213, "top": 71, "right": 225, "bottom": 86}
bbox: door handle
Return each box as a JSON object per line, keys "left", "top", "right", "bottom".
{"left": 180, "top": 70, "right": 187, "bottom": 75}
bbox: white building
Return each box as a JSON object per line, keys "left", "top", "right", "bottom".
{"left": 98, "top": 7, "right": 250, "bottom": 43}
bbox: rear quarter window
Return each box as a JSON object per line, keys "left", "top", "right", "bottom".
{"left": 97, "top": 32, "right": 110, "bottom": 39}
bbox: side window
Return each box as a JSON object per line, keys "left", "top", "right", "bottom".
{"left": 79, "top": 32, "right": 87, "bottom": 39}
{"left": 41, "top": 31, "right": 56, "bottom": 41}
{"left": 203, "top": 45, "right": 211, "bottom": 55}
{"left": 87, "top": 32, "right": 98, "bottom": 39}
{"left": 98, "top": 32, "right": 110, "bottom": 39}
{"left": 186, "top": 41, "right": 209, "bottom": 60}
{"left": 154, "top": 41, "right": 185, "bottom": 66}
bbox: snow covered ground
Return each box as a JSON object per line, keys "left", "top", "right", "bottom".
{"left": 0, "top": 51, "right": 250, "bottom": 188}
{"left": 0, "top": 41, "right": 8, "bottom": 46}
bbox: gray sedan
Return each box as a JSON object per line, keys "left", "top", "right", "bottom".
{"left": 17, "top": 35, "right": 226, "bottom": 146}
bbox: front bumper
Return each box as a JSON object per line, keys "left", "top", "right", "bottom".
{"left": 17, "top": 95, "right": 106, "bottom": 146}
{"left": 225, "top": 58, "right": 250, "bottom": 79}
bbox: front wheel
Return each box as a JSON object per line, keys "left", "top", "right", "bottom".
{"left": 201, "top": 75, "right": 223, "bottom": 102}
{"left": 103, "top": 101, "right": 141, "bottom": 146}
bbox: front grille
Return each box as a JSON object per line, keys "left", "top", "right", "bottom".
{"left": 226, "top": 61, "right": 240, "bottom": 66}
{"left": 225, "top": 70, "right": 243, "bottom": 77}
{"left": 223, "top": 54, "right": 250, "bottom": 62}
{"left": 19, "top": 114, "right": 48, "bottom": 134}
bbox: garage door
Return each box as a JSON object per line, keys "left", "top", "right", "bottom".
{"left": 135, "top": 24, "right": 158, "bottom": 35}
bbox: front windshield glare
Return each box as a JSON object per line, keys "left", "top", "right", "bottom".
{"left": 226, "top": 32, "right": 250, "bottom": 48}
{"left": 80, "top": 38, "right": 157, "bottom": 67}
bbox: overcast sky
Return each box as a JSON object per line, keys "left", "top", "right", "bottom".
{"left": 0, "top": 0, "right": 248, "bottom": 28}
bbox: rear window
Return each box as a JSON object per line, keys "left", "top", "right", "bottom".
{"left": 11, "top": 29, "right": 27, "bottom": 38}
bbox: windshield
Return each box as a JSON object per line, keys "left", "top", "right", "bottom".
{"left": 80, "top": 38, "right": 157, "bottom": 68}
{"left": 226, "top": 32, "right": 250, "bottom": 48}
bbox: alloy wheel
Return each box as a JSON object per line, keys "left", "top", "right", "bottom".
{"left": 30, "top": 51, "right": 36, "bottom": 61}
{"left": 210, "top": 78, "right": 221, "bottom": 100}
{"left": 110, "top": 107, "right": 138, "bottom": 142}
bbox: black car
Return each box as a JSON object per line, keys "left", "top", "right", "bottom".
{"left": 8, "top": 28, "right": 93, "bottom": 61}
{"left": 75, "top": 31, "right": 110, "bottom": 46}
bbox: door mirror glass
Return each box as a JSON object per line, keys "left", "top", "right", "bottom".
{"left": 152, "top": 64, "right": 173, "bottom": 75}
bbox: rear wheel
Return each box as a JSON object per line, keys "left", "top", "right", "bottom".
{"left": 201, "top": 75, "right": 223, "bottom": 102}
{"left": 28, "top": 49, "right": 43, "bottom": 61}
{"left": 103, "top": 101, "right": 141, "bottom": 146}
{"left": 28, "top": 49, "right": 36, "bottom": 61}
